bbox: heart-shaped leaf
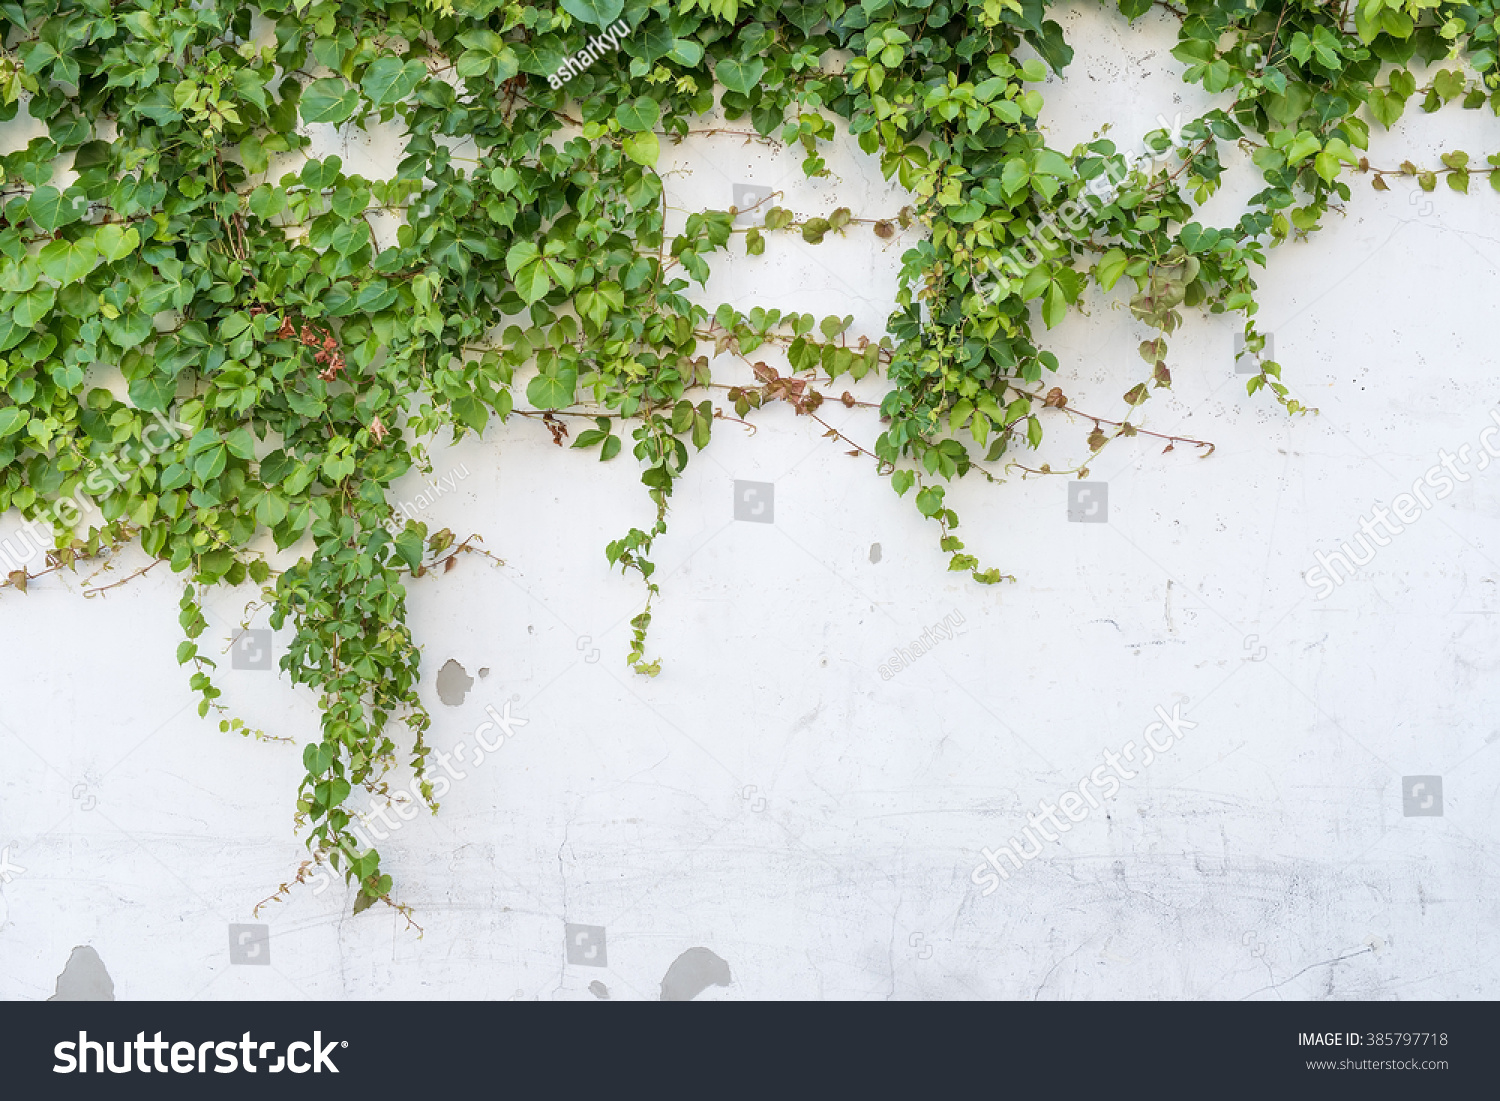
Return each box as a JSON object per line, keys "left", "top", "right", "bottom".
{"left": 26, "top": 185, "right": 85, "bottom": 232}
{"left": 559, "top": 0, "right": 623, "bottom": 27}
{"left": 615, "top": 95, "right": 661, "bottom": 132}
{"left": 716, "top": 58, "right": 766, "bottom": 95}
{"left": 527, "top": 368, "right": 578, "bottom": 409}
{"left": 455, "top": 30, "right": 520, "bottom": 81}
{"left": 514, "top": 41, "right": 566, "bottom": 76}
{"left": 39, "top": 239, "right": 99, "bottom": 285}
{"left": 94, "top": 223, "right": 141, "bottom": 262}
{"left": 361, "top": 57, "right": 426, "bottom": 106}
{"left": 13, "top": 286, "right": 56, "bottom": 328}
{"left": 668, "top": 39, "right": 704, "bottom": 67}
{"left": 300, "top": 78, "right": 360, "bottom": 124}
{"left": 621, "top": 130, "right": 659, "bottom": 167}
{"left": 127, "top": 374, "right": 176, "bottom": 413}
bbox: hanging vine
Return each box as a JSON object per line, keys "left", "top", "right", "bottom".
{"left": 0, "top": 0, "right": 1493, "bottom": 912}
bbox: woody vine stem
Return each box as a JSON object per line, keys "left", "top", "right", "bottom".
{"left": 0, "top": 0, "right": 1493, "bottom": 915}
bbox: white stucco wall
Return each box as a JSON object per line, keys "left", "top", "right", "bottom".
{"left": 3, "top": 7, "right": 1499, "bottom": 1000}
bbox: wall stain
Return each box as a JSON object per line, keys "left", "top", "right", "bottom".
{"left": 49, "top": 945, "right": 114, "bottom": 1001}
{"left": 660, "top": 947, "right": 731, "bottom": 1001}
{"left": 435, "top": 659, "right": 474, "bottom": 706}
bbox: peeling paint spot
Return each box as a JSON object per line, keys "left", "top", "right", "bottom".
{"left": 660, "top": 947, "right": 731, "bottom": 1001}
{"left": 588, "top": 980, "right": 610, "bottom": 1000}
{"left": 435, "top": 659, "right": 474, "bottom": 707}
{"left": 478, "top": 667, "right": 490, "bottom": 679}
{"left": 869, "top": 542, "right": 882, "bottom": 563}
{"left": 49, "top": 945, "right": 114, "bottom": 1001}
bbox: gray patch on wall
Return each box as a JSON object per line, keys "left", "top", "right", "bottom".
{"left": 660, "top": 947, "right": 731, "bottom": 1001}
{"left": 49, "top": 945, "right": 115, "bottom": 1001}
{"left": 435, "top": 659, "right": 474, "bottom": 706}
{"left": 588, "top": 980, "right": 610, "bottom": 1000}
{"left": 869, "top": 542, "right": 882, "bottom": 563}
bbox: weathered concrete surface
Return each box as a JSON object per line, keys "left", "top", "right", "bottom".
{"left": 1, "top": 8, "right": 1498, "bottom": 999}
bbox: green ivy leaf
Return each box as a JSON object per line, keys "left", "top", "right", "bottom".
{"left": 621, "top": 130, "right": 660, "bottom": 167}
{"left": 615, "top": 96, "right": 661, "bottom": 132}
{"left": 127, "top": 375, "right": 176, "bottom": 413}
{"left": 0, "top": 407, "right": 29, "bottom": 437}
{"left": 1284, "top": 130, "right": 1321, "bottom": 165}
{"left": 191, "top": 442, "right": 229, "bottom": 481}
{"left": 1041, "top": 282, "right": 1068, "bottom": 328}
{"left": 393, "top": 529, "right": 425, "bottom": 570}
{"left": 94, "top": 223, "right": 140, "bottom": 262}
{"left": 300, "top": 79, "right": 361, "bottom": 124}
{"left": 668, "top": 39, "right": 704, "bottom": 66}
{"left": 239, "top": 133, "right": 269, "bottom": 175}
{"left": 559, "top": 0, "right": 624, "bottom": 27}
{"left": 361, "top": 57, "right": 426, "bottom": 106}
{"left": 13, "top": 285, "right": 56, "bottom": 328}
{"left": 39, "top": 239, "right": 98, "bottom": 285}
{"left": 224, "top": 428, "right": 258, "bottom": 461}
{"left": 456, "top": 30, "right": 520, "bottom": 81}
{"left": 25, "top": 186, "right": 85, "bottom": 232}
{"left": 513, "top": 258, "right": 552, "bottom": 304}
{"left": 527, "top": 368, "right": 578, "bottom": 409}
{"left": 716, "top": 58, "right": 766, "bottom": 95}
{"left": 505, "top": 240, "right": 540, "bottom": 278}
{"left": 247, "top": 185, "right": 286, "bottom": 220}
{"left": 1095, "top": 248, "right": 1129, "bottom": 291}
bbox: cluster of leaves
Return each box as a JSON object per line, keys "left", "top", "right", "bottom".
{"left": 1, "top": 0, "right": 1495, "bottom": 908}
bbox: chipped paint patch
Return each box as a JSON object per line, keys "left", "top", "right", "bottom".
{"left": 49, "top": 945, "right": 114, "bottom": 1001}
{"left": 435, "top": 659, "right": 474, "bottom": 707}
{"left": 660, "top": 947, "right": 731, "bottom": 1001}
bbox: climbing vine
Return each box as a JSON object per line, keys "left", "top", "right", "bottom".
{"left": 0, "top": 0, "right": 1495, "bottom": 912}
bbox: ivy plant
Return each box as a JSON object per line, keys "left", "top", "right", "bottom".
{"left": 0, "top": 0, "right": 1494, "bottom": 914}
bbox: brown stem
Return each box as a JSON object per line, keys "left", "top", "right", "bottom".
{"left": 83, "top": 557, "right": 166, "bottom": 597}
{"left": 1009, "top": 385, "right": 1216, "bottom": 455}
{"left": 806, "top": 410, "right": 886, "bottom": 467}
